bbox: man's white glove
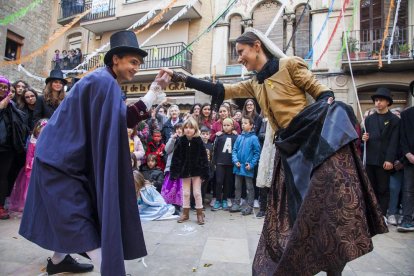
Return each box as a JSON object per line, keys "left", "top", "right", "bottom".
{"left": 141, "top": 82, "right": 165, "bottom": 110}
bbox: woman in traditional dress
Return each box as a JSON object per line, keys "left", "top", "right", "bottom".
{"left": 162, "top": 28, "right": 388, "bottom": 276}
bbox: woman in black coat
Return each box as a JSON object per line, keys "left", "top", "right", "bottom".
{"left": 0, "top": 76, "right": 28, "bottom": 220}
{"left": 34, "top": 69, "right": 67, "bottom": 123}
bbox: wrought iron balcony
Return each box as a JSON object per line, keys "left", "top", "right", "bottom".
{"left": 58, "top": 0, "right": 86, "bottom": 25}
{"left": 341, "top": 25, "right": 414, "bottom": 72}
{"left": 342, "top": 25, "right": 414, "bottom": 61}
{"left": 56, "top": 42, "right": 192, "bottom": 74}
{"left": 81, "top": 0, "right": 116, "bottom": 22}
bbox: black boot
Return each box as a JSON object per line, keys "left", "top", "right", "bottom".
{"left": 46, "top": 255, "right": 94, "bottom": 275}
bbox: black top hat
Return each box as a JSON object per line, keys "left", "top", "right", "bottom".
{"left": 45, "top": 69, "right": 67, "bottom": 85}
{"left": 409, "top": 81, "right": 414, "bottom": 97}
{"left": 371, "top": 87, "right": 393, "bottom": 106}
{"left": 104, "top": 30, "right": 148, "bottom": 66}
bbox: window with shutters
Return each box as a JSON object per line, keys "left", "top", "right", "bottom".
{"left": 228, "top": 15, "right": 243, "bottom": 64}
{"left": 4, "top": 30, "right": 24, "bottom": 61}
{"left": 252, "top": 0, "right": 284, "bottom": 49}
{"left": 293, "top": 4, "right": 311, "bottom": 59}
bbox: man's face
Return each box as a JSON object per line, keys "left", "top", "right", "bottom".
{"left": 200, "top": 131, "right": 210, "bottom": 142}
{"left": 374, "top": 97, "right": 389, "bottom": 111}
{"left": 112, "top": 54, "right": 142, "bottom": 83}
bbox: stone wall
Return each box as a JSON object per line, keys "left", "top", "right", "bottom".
{"left": 0, "top": 0, "right": 54, "bottom": 90}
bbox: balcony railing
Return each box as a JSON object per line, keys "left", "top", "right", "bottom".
{"left": 58, "top": 0, "right": 86, "bottom": 22}
{"left": 342, "top": 25, "right": 414, "bottom": 61}
{"left": 81, "top": 0, "right": 116, "bottom": 22}
{"left": 54, "top": 42, "right": 192, "bottom": 73}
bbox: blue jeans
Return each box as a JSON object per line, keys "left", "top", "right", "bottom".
{"left": 388, "top": 170, "right": 404, "bottom": 215}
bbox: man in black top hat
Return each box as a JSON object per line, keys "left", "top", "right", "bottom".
{"left": 19, "top": 30, "right": 170, "bottom": 275}
{"left": 397, "top": 81, "right": 414, "bottom": 232}
{"left": 362, "top": 87, "right": 400, "bottom": 220}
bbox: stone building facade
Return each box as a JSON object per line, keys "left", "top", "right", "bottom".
{"left": 0, "top": 0, "right": 54, "bottom": 90}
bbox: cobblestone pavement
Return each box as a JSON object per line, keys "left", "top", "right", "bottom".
{"left": 1, "top": 209, "right": 413, "bottom": 275}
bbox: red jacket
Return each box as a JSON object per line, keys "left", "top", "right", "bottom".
{"left": 145, "top": 141, "right": 166, "bottom": 171}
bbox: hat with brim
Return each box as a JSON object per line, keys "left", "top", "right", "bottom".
{"left": 371, "top": 87, "right": 393, "bottom": 106}
{"left": 104, "top": 30, "right": 148, "bottom": 66}
{"left": 45, "top": 69, "right": 67, "bottom": 85}
{"left": 409, "top": 80, "right": 414, "bottom": 97}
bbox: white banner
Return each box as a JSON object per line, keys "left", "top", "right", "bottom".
{"left": 92, "top": 0, "right": 109, "bottom": 14}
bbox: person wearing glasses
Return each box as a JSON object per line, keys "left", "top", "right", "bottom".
{"left": 21, "top": 88, "right": 38, "bottom": 132}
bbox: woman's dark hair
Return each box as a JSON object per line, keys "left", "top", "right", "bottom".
{"left": 23, "top": 88, "right": 38, "bottom": 105}
{"left": 241, "top": 99, "right": 258, "bottom": 119}
{"left": 198, "top": 103, "right": 212, "bottom": 123}
{"left": 174, "top": 122, "right": 183, "bottom": 131}
{"left": 235, "top": 32, "right": 273, "bottom": 59}
{"left": 13, "top": 80, "right": 29, "bottom": 90}
{"left": 190, "top": 103, "right": 201, "bottom": 114}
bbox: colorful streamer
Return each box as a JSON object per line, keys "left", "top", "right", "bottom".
{"left": 378, "top": 0, "right": 395, "bottom": 68}
{"left": 304, "top": 0, "right": 336, "bottom": 60}
{"left": 166, "top": 0, "right": 240, "bottom": 61}
{"left": 0, "top": 9, "right": 91, "bottom": 67}
{"left": 315, "top": 0, "right": 351, "bottom": 66}
{"left": 0, "top": 0, "right": 43, "bottom": 26}
{"left": 387, "top": 0, "right": 401, "bottom": 64}
{"left": 335, "top": 0, "right": 357, "bottom": 66}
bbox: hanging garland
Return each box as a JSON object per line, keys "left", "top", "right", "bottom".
{"left": 0, "top": 9, "right": 91, "bottom": 67}
{"left": 68, "top": 0, "right": 177, "bottom": 73}
{"left": 135, "top": 0, "right": 178, "bottom": 35}
{"left": 141, "top": 0, "right": 199, "bottom": 47}
{"left": 315, "top": 0, "right": 351, "bottom": 66}
{"left": 387, "top": 0, "right": 402, "bottom": 64}
{"left": 0, "top": 0, "right": 43, "bottom": 26}
{"left": 165, "top": 0, "right": 240, "bottom": 61}
{"left": 284, "top": 0, "right": 310, "bottom": 53}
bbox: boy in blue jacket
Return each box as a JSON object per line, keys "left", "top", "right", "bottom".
{"left": 230, "top": 116, "right": 261, "bottom": 215}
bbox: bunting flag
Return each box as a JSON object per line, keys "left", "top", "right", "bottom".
{"left": 141, "top": 0, "right": 199, "bottom": 47}
{"left": 315, "top": 0, "right": 351, "bottom": 66}
{"left": 0, "top": 9, "right": 91, "bottom": 67}
{"left": 378, "top": 0, "right": 395, "bottom": 68}
{"left": 387, "top": 0, "right": 401, "bottom": 64}
{"left": 0, "top": 0, "right": 43, "bottom": 26}
{"left": 166, "top": 0, "right": 240, "bottom": 61}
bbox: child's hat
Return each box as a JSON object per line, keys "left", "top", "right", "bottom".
{"left": 371, "top": 87, "right": 393, "bottom": 106}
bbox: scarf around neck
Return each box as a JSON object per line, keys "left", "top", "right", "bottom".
{"left": 256, "top": 58, "right": 279, "bottom": 84}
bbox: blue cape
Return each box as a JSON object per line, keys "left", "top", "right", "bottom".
{"left": 19, "top": 68, "right": 147, "bottom": 275}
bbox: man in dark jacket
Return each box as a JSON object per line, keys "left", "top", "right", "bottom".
{"left": 397, "top": 81, "right": 414, "bottom": 232}
{"left": 19, "top": 31, "right": 170, "bottom": 275}
{"left": 362, "top": 87, "right": 400, "bottom": 218}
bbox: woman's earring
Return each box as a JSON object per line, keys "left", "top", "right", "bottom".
{"left": 256, "top": 53, "right": 259, "bottom": 60}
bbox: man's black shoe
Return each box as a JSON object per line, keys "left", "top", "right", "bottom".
{"left": 46, "top": 255, "right": 94, "bottom": 275}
